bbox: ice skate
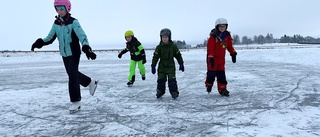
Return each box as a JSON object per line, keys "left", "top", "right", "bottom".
{"left": 156, "top": 89, "right": 165, "bottom": 98}
{"left": 127, "top": 81, "right": 134, "bottom": 87}
{"left": 219, "top": 89, "right": 230, "bottom": 97}
{"left": 89, "top": 79, "right": 99, "bottom": 96}
{"left": 142, "top": 75, "right": 146, "bottom": 81}
{"left": 69, "top": 101, "right": 81, "bottom": 114}
{"left": 206, "top": 86, "right": 212, "bottom": 94}
{"left": 170, "top": 92, "right": 179, "bottom": 99}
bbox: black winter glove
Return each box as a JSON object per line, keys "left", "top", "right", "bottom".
{"left": 179, "top": 63, "right": 184, "bottom": 72}
{"left": 118, "top": 53, "right": 123, "bottom": 58}
{"left": 209, "top": 57, "right": 214, "bottom": 68}
{"left": 231, "top": 53, "right": 237, "bottom": 63}
{"left": 31, "top": 38, "right": 44, "bottom": 51}
{"left": 82, "top": 45, "right": 96, "bottom": 60}
{"left": 118, "top": 49, "right": 128, "bottom": 58}
{"left": 151, "top": 64, "right": 156, "bottom": 74}
{"left": 142, "top": 55, "right": 146, "bottom": 64}
{"left": 141, "top": 49, "right": 146, "bottom": 64}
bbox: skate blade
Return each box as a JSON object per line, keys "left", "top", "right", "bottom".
{"left": 69, "top": 109, "right": 80, "bottom": 114}
{"left": 91, "top": 80, "right": 99, "bottom": 96}
{"left": 219, "top": 93, "right": 230, "bottom": 97}
{"left": 69, "top": 106, "right": 81, "bottom": 114}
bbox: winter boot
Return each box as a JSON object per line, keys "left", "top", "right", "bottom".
{"left": 128, "top": 75, "right": 135, "bottom": 87}
{"left": 142, "top": 75, "right": 146, "bottom": 81}
{"left": 206, "top": 86, "right": 212, "bottom": 93}
{"left": 89, "top": 79, "right": 99, "bottom": 96}
{"left": 219, "top": 89, "right": 230, "bottom": 97}
{"left": 156, "top": 89, "right": 165, "bottom": 98}
{"left": 127, "top": 81, "right": 134, "bottom": 87}
{"left": 69, "top": 101, "right": 81, "bottom": 114}
{"left": 170, "top": 92, "right": 179, "bottom": 99}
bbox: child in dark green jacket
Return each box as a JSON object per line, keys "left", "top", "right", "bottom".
{"left": 118, "top": 30, "right": 146, "bottom": 86}
{"left": 151, "top": 28, "right": 184, "bottom": 99}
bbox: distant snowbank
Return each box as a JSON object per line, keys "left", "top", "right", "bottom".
{"left": 234, "top": 43, "right": 320, "bottom": 50}
{"left": 1, "top": 46, "right": 320, "bottom": 69}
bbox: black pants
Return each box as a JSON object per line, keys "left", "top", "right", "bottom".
{"left": 62, "top": 55, "right": 91, "bottom": 102}
{"left": 157, "top": 73, "right": 179, "bottom": 94}
{"left": 205, "top": 70, "right": 228, "bottom": 91}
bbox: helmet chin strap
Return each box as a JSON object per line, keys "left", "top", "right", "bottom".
{"left": 59, "top": 14, "right": 66, "bottom": 17}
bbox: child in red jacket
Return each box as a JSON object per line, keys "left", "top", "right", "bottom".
{"left": 205, "top": 18, "right": 237, "bottom": 97}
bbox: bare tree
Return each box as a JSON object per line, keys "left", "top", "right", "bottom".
{"left": 232, "top": 34, "right": 240, "bottom": 45}
{"left": 242, "top": 36, "right": 253, "bottom": 45}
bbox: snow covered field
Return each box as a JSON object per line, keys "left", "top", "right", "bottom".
{"left": 0, "top": 45, "right": 320, "bottom": 136}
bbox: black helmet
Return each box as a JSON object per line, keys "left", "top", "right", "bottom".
{"left": 160, "top": 28, "right": 171, "bottom": 38}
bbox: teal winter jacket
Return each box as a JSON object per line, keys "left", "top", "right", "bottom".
{"left": 42, "top": 14, "right": 89, "bottom": 57}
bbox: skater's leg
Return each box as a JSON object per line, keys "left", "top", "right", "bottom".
{"left": 217, "top": 70, "right": 229, "bottom": 96}
{"left": 168, "top": 79, "right": 179, "bottom": 99}
{"left": 79, "top": 72, "right": 98, "bottom": 96}
{"left": 62, "top": 56, "right": 81, "bottom": 102}
{"left": 168, "top": 73, "right": 179, "bottom": 98}
{"left": 205, "top": 70, "right": 216, "bottom": 93}
{"left": 78, "top": 72, "right": 91, "bottom": 87}
{"left": 65, "top": 56, "right": 95, "bottom": 92}
{"left": 156, "top": 73, "right": 167, "bottom": 98}
{"left": 216, "top": 70, "right": 228, "bottom": 90}
{"left": 128, "top": 60, "right": 137, "bottom": 83}
{"left": 137, "top": 60, "right": 146, "bottom": 80}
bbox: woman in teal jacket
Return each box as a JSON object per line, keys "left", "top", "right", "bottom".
{"left": 118, "top": 30, "right": 146, "bottom": 86}
{"left": 31, "top": 0, "right": 98, "bottom": 113}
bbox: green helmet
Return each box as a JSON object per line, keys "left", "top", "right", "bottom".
{"left": 125, "top": 30, "right": 134, "bottom": 37}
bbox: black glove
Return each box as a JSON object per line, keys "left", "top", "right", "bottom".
{"left": 118, "top": 53, "right": 123, "bottom": 58}
{"left": 151, "top": 64, "right": 156, "bottom": 74}
{"left": 231, "top": 53, "right": 237, "bottom": 63}
{"left": 208, "top": 57, "right": 214, "bottom": 68}
{"left": 179, "top": 63, "right": 184, "bottom": 72}
{"left": 141, "top": 49, "right": 146, "bottom": 64}
{"left": 142, "top": 55, "right": 146, "bottom": 64}
{"left": 31, "top": 38, "right": 44, "bottom": 51}
{"left": 82, "top": 45, "right": 96, "bottom": 60}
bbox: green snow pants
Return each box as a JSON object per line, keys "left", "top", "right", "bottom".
{"left": 128, "top": 60, "right": 146, "bottom": 81}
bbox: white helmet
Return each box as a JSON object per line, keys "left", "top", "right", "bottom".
{"left": 215, "top": 18, "right": 228, "bottom": 29}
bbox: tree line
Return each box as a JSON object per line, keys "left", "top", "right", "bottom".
{"left": 173, "top": 40, "right": 192, "bottom": 49}
{"left": 196, "top": 33, "right": 320, "bottom": 48}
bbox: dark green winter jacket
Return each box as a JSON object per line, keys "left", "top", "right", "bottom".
{"left": 152, "top": 41, "right": 184, "bottom": 73}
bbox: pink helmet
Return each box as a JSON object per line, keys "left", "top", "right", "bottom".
{"left": 54, "top": 0, "right": 71, "bottom": 12}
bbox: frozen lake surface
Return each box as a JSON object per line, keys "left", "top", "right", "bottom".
{"left": 0, "top": 46, "right": 320, "bottom": 136}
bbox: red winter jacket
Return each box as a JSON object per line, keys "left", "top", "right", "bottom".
{"left": 207, "top": 30, "right": 237, "bottom": 71}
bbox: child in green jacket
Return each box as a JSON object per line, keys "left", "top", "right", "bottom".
{"left": 118, "top": 30, "right": 147, "bottom": 86}
{"left": 151, "top": 28, "right": 184, "bottom": 99}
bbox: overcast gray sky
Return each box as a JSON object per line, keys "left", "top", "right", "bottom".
{"left": 1, "top": 0, "right": 319, "bottom": 50}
